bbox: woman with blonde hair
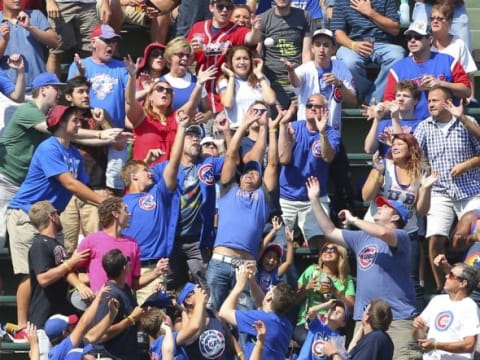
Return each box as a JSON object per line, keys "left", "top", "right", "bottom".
{"left": 294, "top": 242, "right": 355, "bottom": 344}
{"left": 362, "top": 133, "right": 438, "bottom": 301}
{"left": 218, "top": 45, "right": 276, "bottom": 129}
{"left": 126, "top": 59, "right": 216, "bottom": 166}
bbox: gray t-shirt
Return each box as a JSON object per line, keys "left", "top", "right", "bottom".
{"left": 260, "top": 7, "right": 313, "bottom": 85}
{"left": 177, "top": 165, "right": 203, "bottom": 237}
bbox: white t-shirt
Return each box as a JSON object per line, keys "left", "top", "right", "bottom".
{"left": 421, "top": 294, "right": 480, "bottom": 359}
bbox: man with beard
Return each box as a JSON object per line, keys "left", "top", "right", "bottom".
{"left": 28, "top": 201, "right": 91, "bottom": 329}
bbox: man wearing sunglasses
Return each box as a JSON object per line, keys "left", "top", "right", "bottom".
{"left": 384, "top": 20, "right": 471, "bottom": 121}
{"left": 186, "top": 0, "right": 262, "bottom": 112}
{"left": 278, "top": 93, "right": 340, "bottom": 249}
{"left": 306, "top": 177, "right": 419, "bottom": 359}
{"left": 413, "top": 263, "right": 480, "bottom": 359}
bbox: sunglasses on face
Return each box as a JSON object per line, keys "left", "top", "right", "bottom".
{"left": 447, "top": 271, "right": 464, "bottom": 281}
{"left": 306, "top": 103, "right": 325, "bottom": 110}
{"left": 202, "top": 142, "right": 217, "bottom": 148}
{"left": 430, "top": 16, "right": 445, "bottom": 22}
{"left": 252, "top": 108, "right": 268, "bottom": 114}
{"left": 150, "top": 50, "right": 164, "bottom": 58}
{"left": 153, "top": 85, "right": 173, "bottom": 94}
{"left": 215, "top": 3, "right": 234, "bottom": 11}
{"left": 406, "top": 34, "right": 426, "bottom": 41}
{"left": 100, "top": 37, "right": 119, "bottom": 45}
{"left": 321, "top": 246, "right": 338, "bottom": 254}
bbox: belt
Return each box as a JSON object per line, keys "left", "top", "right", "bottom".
{"left": 211, "top": 253, "right": 235, "bottom": 264}
{"left": 141, "top": 259, "right": 158, "bottom": 266}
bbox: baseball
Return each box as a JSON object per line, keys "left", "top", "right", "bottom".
{"left": 264, "top": 37, "right": 275, "bottom": 47}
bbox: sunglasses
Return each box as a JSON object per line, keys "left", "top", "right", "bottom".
{"left": 215, "top": 3, "right": 234, "bottom": 11}
{"left": 202, "top": 142, "right": 217, "bottom": 148}
{"left": 150, "top": 50, "right": 164, "bottom": 58}
{"left": 153, "top": 85, "right": 173, "bottom": 94}
{"left": 306, "top": 103, "right": 325, "bottom": 110}
{"left": 405, "top": 34, "right": 426, "bottom": 41}
{"left": 100, "top": 37, "right": 119, "bottom": 45}
{"left": 252, "top": 108, "right": 268, "bottom": 114}
{"left": 447, "top": 271, "right": 464, "bottom": 281}
{"left": 174, "top": 52, "right": 191, "bottom": 58}
{"left": 321, "top": 246, "right": 338, "bottom": 254}
{"left": 430, "top": 16, "right": 445, "bottom": 22}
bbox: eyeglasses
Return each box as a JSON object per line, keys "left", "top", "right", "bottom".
{"left": 447, "top": 271, "right": 464, "bottom": 281}
{"left": 215, "top": 3, "right": 234, "bottom": 11}
{"left": 321, "top": 246, "right": 338, "bottom": 254}
{"left": 430, "top": 16, "right": 445, "bottom": 22}
{"left": 153, "top": 85, "right": 173, "bottom": 94}
{"left": 306, "top": 103, "right": 325, "bottom": 110}
{"left": 150, "top": 50, "right": 164, "bottom": 59}
{"left": 252, "top": 108, "right": 268, "bottom": 114}
{"left": 405, "top": 34, "right": 426, "bottom": 41}
{"left": 174, "top": 52, "right": 191, "bottom": 58}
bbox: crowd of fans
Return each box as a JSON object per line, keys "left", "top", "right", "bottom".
{"left": 1, "top": 0, "right": 480, "bottom": 359}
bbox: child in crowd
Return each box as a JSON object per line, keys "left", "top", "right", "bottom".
{"left": 298, "top": 299, "right": 349, "bottom": 360}
{"left": 256, "top": 216, "right": 295, "bottom": 294}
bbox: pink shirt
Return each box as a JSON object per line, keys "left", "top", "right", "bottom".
{"left": 77, "top": 231, "right": 142, "bottom": 292}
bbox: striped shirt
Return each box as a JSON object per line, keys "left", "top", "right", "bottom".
{"left": 330, "top": 0, "right": 399, "bottom": 42}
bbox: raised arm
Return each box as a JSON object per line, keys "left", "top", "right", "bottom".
{"left": 17, "top": 11, "right": 59, "bottom": 48}
{"left": 178, "top": 65, "right": 218, "bottom": 118}
{"left": 415, "top": 172, "right": 438, "bottom": 216}
{"left": 220, "top": 108, "right": 261, "bottom": 185}
{"left": 252, "top": 59, "right": 276, "bottom": 105}
{"left": 176, "top": 286, "right": 208, "bottom": 346}
{"left": 163, "top": 112, "right": 190, "bottom": 191}
{"left": 278, "top": 102, "right": 297, "bottom": 164}
{"left": 315, "top": 108, "right": 336, "bottom": 163}
{"left": 363, "top": 103, "right": 385, "bottom": 154}
{"left": 219, "top": 65, "right": 236, "bottom": 110}
{"left": 7, "top": 55, "right": 25, "bottom": 102}
{"left": 263, "top": 110, "right": 281, "bottom": 192}
{"left": 125, "top": 55, "right": 146, "bottom": 128}
{"left": 362, "top": 153, "right": 384, "bottom": 202}
{"left": 306, "top": 176, "right": 346, "bottom": 245}
{"left": 245, "top": 15, "right": 263, "bottom": 46}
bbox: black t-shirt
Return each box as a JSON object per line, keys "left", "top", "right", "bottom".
{"left": 28, "top": 234, "right": 75, "bottom": 328}
{"left": 94, "top": 280, "right": 138, "bottom": 360}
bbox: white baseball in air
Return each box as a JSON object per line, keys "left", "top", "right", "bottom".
{"left": 264, "top": 37, "right": 275, "bottom": 47}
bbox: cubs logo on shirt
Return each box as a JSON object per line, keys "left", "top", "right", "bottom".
{"left": 311, "top": 338, "right": 327, "bottom": 359}
{"left": 333, "top": 86, "right": 343, "bottom": 103}
{"left": 198, "top": 163, "right": 215, "bottom": 185}
{"left": 358, "top": 245, "right": 378, "bottom": 270}
{"left": 434, "top": 311, "right": 453, "bottom": 332}
{"left": 311, "top": 140, "right": 323, "bottom": 158}
{"left": 199, "top": 329, "right": 225, "bottom": 359}
{"left": 139, "top": 194, "right": 156, "bottom": 210}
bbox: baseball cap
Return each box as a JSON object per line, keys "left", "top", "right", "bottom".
{"left": 375, "top": 196, "right": 410, "bottom": 222}
{"left": 177, "top": 282, "right": 196, "bottom": 305}
{"left": 312, "top": 29, "right": 335, "bottom": 43}
{"left": 46, "top": 105, "right": 77, "bottom": 131}
{"left": 44, "top": 314, "right": 79, "bottom": 340}
{"left": 404, "top": 21, "right": 431, "bottom": 36}
{"left": 200, "top": 136, "right": 217, "bottom": 147}
{"left": 142, "top": 291, "right": 174, "bottom": 308}
{"left": 331, "top": 299, "right": 350, "bottom": 323}
{"left": 243, "top": 160, "right": 262, "bottom": 176}
{"left": 91, "top": 23, "right": 121, "bottom": 40}
{"left": 265, "top": 243, "right": 283, "bottom": 258}
{"left": 31, "top": 72, "right": 66, "bottom": 89}
{"left": 185, "top": 125, "right": 204, "bottom": 138}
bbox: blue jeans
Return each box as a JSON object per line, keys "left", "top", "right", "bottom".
{"left": 206, "top": 258, "right": 237, "bottom": 311}
{"left": 412, "top": 2, "right": 471, "bottom": 50}
{"left": 336, "top": 42, "right": 405, "bottom": 104}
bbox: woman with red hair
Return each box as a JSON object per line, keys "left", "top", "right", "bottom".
{"left": 362, "top": 133, "right": 438, "bottom": 309}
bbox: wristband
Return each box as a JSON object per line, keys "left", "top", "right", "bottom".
{"left": 127, "top": 315, "right": 135, "bottom": 325}
{"left": 63, "top": 261, "right": 72, "bottom": 271}
{"left": 237, "top": 351, "right": 244, "bottom": 358}
{"left": 434, "top": 341, "right": 437, "bottom": 351}
{"left": 269, "top": 128, "right": 277, "bottom": 133}
{"left": 351, "top": 41, "right": 356, "bottom": 51}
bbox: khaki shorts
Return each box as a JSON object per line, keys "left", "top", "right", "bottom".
{"left": 49, "top": 2, "right": 98, "bottom": 54}
{"left": 96, "top": 0, "right": 147, "bottom": 26}
{"left": 7, "top": 208, "right": 38, "bottom": 275}
{"left": 279, "top": 196, "right": 330, "bottom": 243}
{"left": 135, "top": 264, "right": 164, "bottom": 305}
